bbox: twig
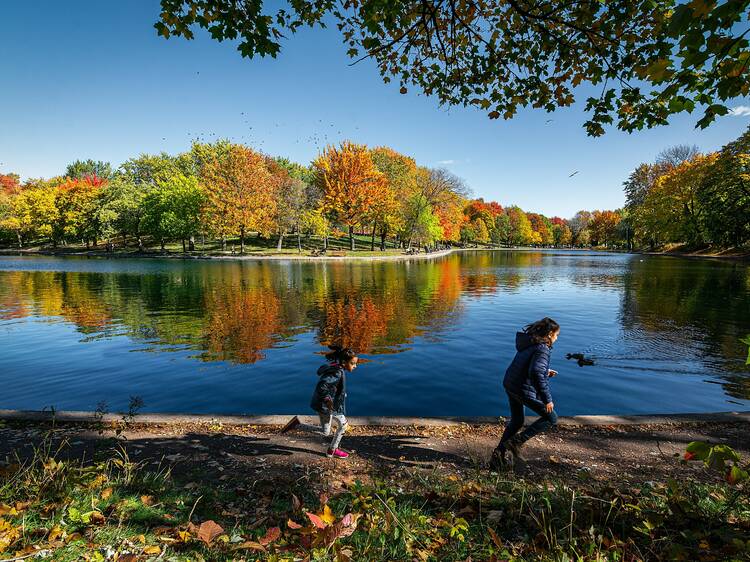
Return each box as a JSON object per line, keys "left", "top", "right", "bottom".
{"left": 187, "top": 494, "right": 203, "bottom": 523}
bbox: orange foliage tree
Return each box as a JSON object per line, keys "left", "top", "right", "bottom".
{"left": 200, "top": 144, "right": 278, "bottom": 253}
{"left": 589, "top": 210, "right": 622, "bottom": 247}
{"left": 314, "top": 141, "right": 386, "bottom": 251}
{"left": 54, "top": 176, "right": 107, "bottom": 247}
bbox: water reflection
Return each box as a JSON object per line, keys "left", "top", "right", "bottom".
{"left": 0, "top": 252, "right": 748, "bottom": 412}
{"left": 0, "top": 258, "right": 469, "bottom": 364}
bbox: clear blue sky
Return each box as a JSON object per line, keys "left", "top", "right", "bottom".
{"left": 2, "top": 1, "right": 750, "bottom": 217}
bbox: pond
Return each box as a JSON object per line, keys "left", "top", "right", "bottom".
{"left": 0, "top": 251, "right": 748, "bottom": 417}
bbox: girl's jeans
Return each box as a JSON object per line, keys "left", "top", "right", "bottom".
{"left": 319, "top": 412, "right": 347, "bottom": 451}
{"left": 498, "top": 390, "right": 558, "bottom": 448}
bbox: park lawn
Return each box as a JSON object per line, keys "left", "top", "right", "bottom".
{"left": 0, "top": 232, "right": 429, "bottom": 258}
{"left": 1, "top": 430, "right": 748, "bottom": 561}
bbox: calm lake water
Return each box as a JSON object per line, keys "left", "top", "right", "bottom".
{"left": 0, "top": 251, "right": 748, "bottom": 416}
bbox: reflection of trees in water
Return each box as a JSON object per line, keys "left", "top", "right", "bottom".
{"left": 202, "top": 288, "right": 284, "bottom": 364}
{"left": 621, "top": 257, "right": 750, "bottom": 399}
{"left": 0, "top": 257, "right": 469, "bottom": 364}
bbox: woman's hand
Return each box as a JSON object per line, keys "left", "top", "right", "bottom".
{"left": 545, "top": 402, "right": 554, "bottom": 414}
{"left": 548, "top": 369, "right": 558, "bottom": 377}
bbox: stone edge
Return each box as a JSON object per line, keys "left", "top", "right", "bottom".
{"left": 1, "top": 410, "right": 749, "bottom": 427}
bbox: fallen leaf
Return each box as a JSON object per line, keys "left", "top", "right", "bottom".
{"left": 287, "top": 519, "right": 302, "bottom": 530}
{"left": 197, "top": 520, "right": 224, "bottom": 545}
{"left": 320, "top": 505, "right": 336, "bottom": 525}
{"left": 140, "top": 495, "right": 155, "bottom": 506}
{"left": 306, "top": 512, "right": 327, "bottom": 529}
{"left": 259, "top": 526, "right": 281, "bottom": 546}
{"left": 549, "top": 455, "right": 561, "bottom": 465}
{"left": 101, "top": 487, "right": 113, "bottom": 500}
{"left": 291, "top": 493, "right": 301, "bottom": 512}
{"left": 119, "top": 555, "right": 138, "bottom": 562}
{"left": 89, "top": 511, "right": 106, "bottom": 524}
{"left": 48, "top": 525, "right": 64, "bottom": 542}
{"left": 233, "top": 540, "right": 266, "bottom": 551}
{"left": 143, "top": 545, "right": 161, "bottom": 555}
{"left": 0, "top": 504, "right": 16, "bottom": 516}
{"left": 487, "top": 527, "right": 503, "bottom": 549}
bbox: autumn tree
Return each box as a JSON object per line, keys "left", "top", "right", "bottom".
{"left": 199, "top": 142, "right": 278, "bottom": 253}
{"left": 506, "top": 206, "right": 533, "bottom": 246}
{"left": 267, "top": 158, "right": 307, "bottom": 251}
{"left": 369, "top": 147, "right": 415, "bottom": 250}
{"left": 527, "top": 213, "right": 553, "bottom": 246}
{"left": 568, "top": 210, "right": 592, "bottom": 247}
{"left": 697, "top": 129, "right": 750, "bottom": 247}
{"left": 54, "top": 176, "right": 107, "bottom": 247}
{"left": 314, "top": 141, "right": 385, "bottom": 251}
{"left": 588, "top": 210, "right": 622, "bottom": 248}
{"left": 641, "top": 153, "right": 718, "bottom": 245}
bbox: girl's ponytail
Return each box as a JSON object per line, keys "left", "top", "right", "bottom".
{"left": 325, "top": 345, "right": 357, "bottom": 364}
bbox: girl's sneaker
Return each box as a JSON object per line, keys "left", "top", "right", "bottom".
{"left": 326, "top": 448, "right": 349, "bottom": 459}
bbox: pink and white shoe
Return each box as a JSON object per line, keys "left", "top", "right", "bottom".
{"left": 326, "top": 448, "right": 349, "bottom": 459}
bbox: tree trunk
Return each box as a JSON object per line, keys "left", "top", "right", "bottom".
{"left": 16, "top": 233, "right": 22, "bottom": 249}
{"left": 181, "top": 238, "right": 186, "bottom": 253}
{"left": 297, "top": 231, "right": 302, "bottom": 252}
{"left": 277, "top": 231, "right": 284, "bottom": 251}
{"left": 240, "top": 227, "right": 246, "bottom": 254}
{"left": 137, "top": 236, "right": 144, "bottom": 252}
{"left": 189, "top": 236, "right": 195, "bottom": 252}
{"left": 349, "top": 225, "right": 355, "bottom": 251}
{"left": 380, "top": 232, "right": 387, "bottom": 251}
{"left": 370, "top": 223, "right": 376, "bottom": 251}
{"left": 221, "top": 236, "right": 226, "bottom": 251}
{"left": 160, "top": 238, "right": 165, "bottom": 251}
{"left": 323, "top": 236, "right": 328, "bottom": 250}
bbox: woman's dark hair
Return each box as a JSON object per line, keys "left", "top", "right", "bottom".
{"left": 325, "top": 345, "right": 357, "bottom": 364}
{"left": 523, "top": 317, "right": 560, "bottom": 346}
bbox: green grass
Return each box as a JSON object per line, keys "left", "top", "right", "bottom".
{"left": 1, "top": 435, "right": 748, "bottom": 561}
{"left": 0, "top": 232, "right": 417, "bottom": 258}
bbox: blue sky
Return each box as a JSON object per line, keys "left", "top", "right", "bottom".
{"left": 2, "top": 1, "right": 750, "bottom": 217}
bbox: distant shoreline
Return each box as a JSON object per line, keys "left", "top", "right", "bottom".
{"left": 0, "top": 245, "right": 747, "bottom": 261}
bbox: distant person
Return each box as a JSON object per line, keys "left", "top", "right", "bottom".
{"left": 490, "top": 318, "right": 560, "bottom": 469}
{"left": 281, "top": 345, "right": 359, "bottom": 459}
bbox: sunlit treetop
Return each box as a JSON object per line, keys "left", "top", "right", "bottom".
{"left": 155, "top": 0, "right": 750, "bottom": 136}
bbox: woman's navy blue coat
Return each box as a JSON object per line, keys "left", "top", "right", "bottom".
{"left": 503, "top": 332, "right": 553, "bottom": 404}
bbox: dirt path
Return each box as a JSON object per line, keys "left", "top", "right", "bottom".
{"left": 1, "top": 420, "right": 747, "bottom": 487}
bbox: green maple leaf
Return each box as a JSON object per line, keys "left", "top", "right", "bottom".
{"left": 741, "top": 334, "right": 750, "bottom": 365}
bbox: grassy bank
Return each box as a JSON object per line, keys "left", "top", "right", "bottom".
{"left": 1, "top": 427, "right": 748, "bottom": 561}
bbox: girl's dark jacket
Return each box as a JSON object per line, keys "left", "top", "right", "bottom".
{"left": 310, "top": 363, "right": 346, "bottom": 415}
{"left": 503, "top": 332, "right": 553, "bottom": 404}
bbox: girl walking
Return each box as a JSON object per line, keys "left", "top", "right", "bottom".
{"left": 311, "top": 346, "right": 358, "bottom": 458}
{"left": 490, "top": 318, "right": 560, "bottom": 469}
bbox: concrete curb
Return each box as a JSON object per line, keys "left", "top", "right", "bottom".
{"left": 1, "top": 410, "right": 748, "bottom": 427}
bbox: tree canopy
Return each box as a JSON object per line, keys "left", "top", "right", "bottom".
{"left": 155, "top": 0, "right": 750, "bottom": 135}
